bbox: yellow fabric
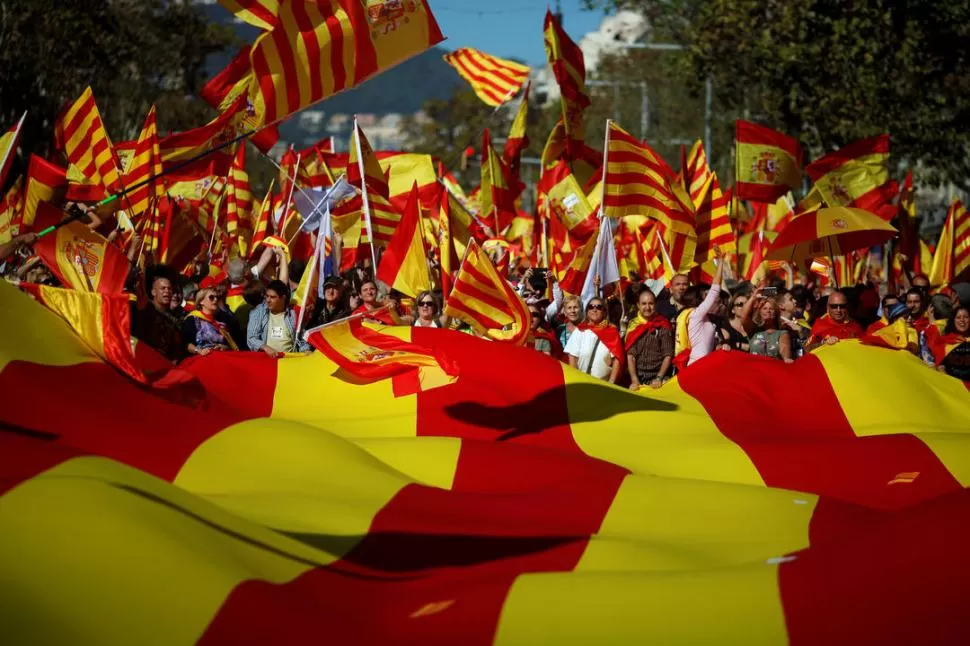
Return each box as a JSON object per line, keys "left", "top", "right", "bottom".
{"left": 736, "top": 141, "right": 801, "bottom": 192}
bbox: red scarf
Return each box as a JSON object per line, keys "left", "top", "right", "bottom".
{"left": 188, "top": 310, "right": 239, "bottom": 350}
{"left": 624, "top": 314, "right": 672, "bottom": 349}
{"left": 808, "top": 314, "right": 863, "bottom": 344}
{"left": 579, "top": 321, "right": 625, "bottom": 363}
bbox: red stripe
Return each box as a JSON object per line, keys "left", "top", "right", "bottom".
{"left": 236, "top": 0, "right": 277, "bottom": 28}
{"left": 270, "top": 18, "right": 302, "bottom": 121}
{"left": 320, "top": 0, "right": 346, "bottom": 93}
{"left": 736, "top": 120, "right": 803, "bottom": 161}
{"left": 457, "top": 262, "right": 509, "bottom": 309}
{"left": 343, "top": 0, "right": 378, "bottom": 84}
{"left": 448, "top": 53, "right": 510, "bottom": 104}
{"left": 446, "top": 295, "right": 504, "bottom": 330}
{"left": 59, "top": 97, "right": 96, "bottom": 147}
{"left": 291, "top": 1, "right": 323, "bottom": 103}
{"left": 805, "top": 134, "right": 890, "bottom": 181}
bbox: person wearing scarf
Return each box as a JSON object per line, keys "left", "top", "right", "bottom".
{"left": 565, "top": 297, "right": 623, "bottom": 383}
{"left": 527, "top": 302, "right": 564, "bottom": 359}
{"left": 866, "top": 294, "right": 901, "bottom": 335}
{"left": 625, "top": 288, "right": 674, "bottom": 390}
{"left": 183, "top": 286, "right": 239, "bottom": 356}
{"left": 929, "top": 306, "right": 970, "bottom": 381}
{"left": 352, "top": 279, "right": 404, "bottom": 325}
{"left": 805, "top": 290, "right": 863, "bottom": 352}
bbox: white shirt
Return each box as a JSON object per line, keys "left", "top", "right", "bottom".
{"left": 564, "top": 328, "right": 613, "bottom": 380}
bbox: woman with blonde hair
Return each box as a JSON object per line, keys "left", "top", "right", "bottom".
{"left": 555, "top": 294, "right": 583, "bottom": 348}
{"left": 182, "top": 286, "right": 238, "bottom": 356}
{"left": 747, "top": 295, "right": 793, "bottom": 363}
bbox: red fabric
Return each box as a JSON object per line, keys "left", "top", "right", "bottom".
{"left": 353, "top": 303, "right": 396, "bottom": 325}
{"left": 577, "top": 321, "right": 624, "bottom": 363}
{"left": 530, "top": 327, "right": 564, "bottom": 360}
{"left": 809, "top": 315, "right": 863, "bottom": 343}
{"left": 866, "top": 318, "right": 888, "bottom": 335}
{"left": 624, "top": 314, "right": 671, "bottom": 349}
{"left": 672, "top": 347, "right": 691, "bottom": 372}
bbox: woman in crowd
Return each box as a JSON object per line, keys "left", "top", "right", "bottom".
{"left": 412, "top": 291, "right": 444, "bottom": 328}
{"left": 555, "top": 294, "right": 583, "bottom": 349}
{"left": 246, "top": 279, "right": 310, "bottom": 356}
{"left": 527, "top": 300, "right": 562, "bottom": 358}
{"left": 721, "top": 292, "right": 751, "bottom": 351}
{"left": 625, "top": 288, "right": 674, "bottom": 390}
{"left": 747, "top": 296, "right": 794, "bottom": 363}
{"left": 353, "top": 280, "right": 401, "bottom": 324}
{"left": 931, "top": 307, "right": 970, "bottom": 380}
{"left": 183, "top": 286, "right": 238, "bottom": 356}
{"left": 565, "top": 297, "right": 624, "bottom": 383}
{"left": 683, "top": 245, "right": 725, "bottom": 366}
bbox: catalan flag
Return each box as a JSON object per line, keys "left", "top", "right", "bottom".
{"left": 348, "top": 118, "right": 398, "bottom": 247}
{"left": 121, "top": 106, "right": 164, "bottom": 219}
{"left": 443, "top": 47, "right": 530, "bottom": 107}
{"left": 248, "top": 179, "right": 275, "bottom": 260}
{"left": 31, "top": 201, "right": 129, "bottom": 294}
{"left": 479, "top": 128, "right": 520, "bottom": 234}
{"left": 53, "top": 87, "right": 122, "bottom": 194}
{"left": 928, "top": 199, "right": 970, "bottom": 287}
{"left": 224, "top": 145, "right": 254, "bottom": 258}
{"left": 734, "top": 120, "right": 803, "bottom": 203}
{"left": 375, "top": 183, "right": 430, "bottom": 298}
{"left": 445, "top": 239, "right": 531, "bottom": 344}
{"left": 2, "top": 280, "right": 969, "bottom": 645}
{"left": 503, "top": 81, "right": 530, "bottom": 175}
{"left": 246, "top": 0, "right": 443, "bottom": 126}
{"left": 693, "top": 173, "right": 735, "bottom": 262}
{"left": 601, "top": 122, "right": 696, "bottom": 271}
{"left": 543, "top": 9, "right": 590, "bottom": 151}
{"left": 200, "top": 45, "right": 279, "bottom": 152}
{"left": 684, "top": 139, "right": 713, "bottom": 207}
{"left": 0, "top": 111, "right": 26, "bottom": 190}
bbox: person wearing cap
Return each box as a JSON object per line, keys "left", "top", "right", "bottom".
{"left": 247, "top": 279, "right": 311, "bottom": 356}
{"left": 309, "top": 276, "right": 350, "bottom": 327}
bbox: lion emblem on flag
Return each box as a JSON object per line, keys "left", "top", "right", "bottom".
{"left": 356, "top": 348, "right": 397, "bottom": 363}
{"left": 750, "top": 152, "right": 780, "bottom": 183}
{"left": 63, "top": 236, "right": 101, "bottom": 278}
{"left": 830, "top": 178, "right": 852, "bottom": 205}
{"left": 366, "top": 0, "right": 417, "bottom": 36}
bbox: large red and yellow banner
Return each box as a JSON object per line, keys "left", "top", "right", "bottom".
{"left": 2, "top": 280, "right": 969, "bottom": 644}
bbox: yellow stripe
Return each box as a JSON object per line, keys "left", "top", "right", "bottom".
{"left": 566, "top": 368, "right": 763, "bottom": 485}
{"left": 813, "top": 341, "right": 970, "bottom": 485}
{"left": 1, "top": 456, "right": 320, "bottom": 646}
{"left": 280, "top": 2, "right": 312, "bottom": 113}
{"left": 495, "top": 564, "right": 787, "bottom": 645}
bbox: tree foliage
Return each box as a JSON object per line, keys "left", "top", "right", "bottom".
{"left": 0, "top": 0, "right": 237, "bottom": 163}
{"left": 586, "top": 0, "right": 970, "bottom": 190}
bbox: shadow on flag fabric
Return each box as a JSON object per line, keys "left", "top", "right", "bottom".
{"left": 306, "top": 316, "right": 458, "bottom": 396}
{"left": 444, "top": 239, "right": 531, "bottom": 344}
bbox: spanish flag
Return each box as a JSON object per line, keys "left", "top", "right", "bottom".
{"left": 479, "top": 128, "right": 520, "bottom": 235}
{"left": 443, "top": 47, "right": 530, "bottom": 107}
{"left": 22, "top": 155, "right": 67, "bottom": 228}
{"left": 445, "top": 239, "right": 531, "bottom": 345}
{"left": 734, "top": 120, "right": 803, "bottom": 203}
{"left": 805, "top": 134, "right": 897, "bottom": 217}
{"left": 306, "top": 317, "right": 458, "bottom": 396}
{"left": 375, "top": 183, "right": 430, "bottom": 298}
{"left": 503, "top": 81, "right": 530, "bottom": 175}
{"left": 31, "top": 202, "right": 129, "bottom": 294}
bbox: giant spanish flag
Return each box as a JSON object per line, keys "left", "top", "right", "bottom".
{"left": 1, "top": 279, "right": 969, "bottom": 644}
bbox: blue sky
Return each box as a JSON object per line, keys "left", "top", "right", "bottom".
{"left": 432, "top": 0, "right": 607, "bottom": 66}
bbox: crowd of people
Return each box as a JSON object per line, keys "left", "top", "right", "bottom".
{"left": 3, "top": 224, "right": 969, "bottom": 386}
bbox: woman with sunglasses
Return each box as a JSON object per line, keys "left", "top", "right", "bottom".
{"left": 412, "top": 291, "right": 443, "bottom": 328}
{"left": 565, "top": 297, "right": 624, "bottom": 383}
{"left": 722, "top": 294, "right": 751, "bottom": 351}
{"left": 183, "top": 287, "right": 238, "bottom": 357}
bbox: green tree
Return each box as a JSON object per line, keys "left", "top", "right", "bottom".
{"left": 0, "top": 0, "right": 237, "bottom": 164}
{"left": 586, "top": 0, "right": 970, "bottom": 190}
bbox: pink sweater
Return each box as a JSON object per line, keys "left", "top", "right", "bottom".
{"left": 687, "top": 283, "right": 721, "bottom": 366}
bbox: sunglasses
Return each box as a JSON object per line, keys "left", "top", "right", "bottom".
{"left": 418, "top": 301, "right": 435, "bottom": 307}
{"left": 587, "top": 303, "right": 605, "bottom": 311}
{"left": 733, "top": 301, "right": 746, "bottom": 308}
{"left": 205, "top": 294, "right": 218, "bottom": 302}
{"left": 828, "top": 303, "right": 847, "bottom": 310}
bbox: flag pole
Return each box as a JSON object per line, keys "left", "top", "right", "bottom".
{"left": 595, "top": 120, "right": 612, "bottom": 297}
{"left": 286, "top": 174, "right": 350, "bottom": 246}
{"left": 353, "top": 116, "right": 380, "bottom": 278}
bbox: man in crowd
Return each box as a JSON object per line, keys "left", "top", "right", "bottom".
{"left": 656, "top": 273, "right": 689, "bottom": 323}
{"left": 131, "top": 269, "right": 185, "bottom": 362}
{"left": 805, "top": 290, "right": 863, "bottom": 351}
